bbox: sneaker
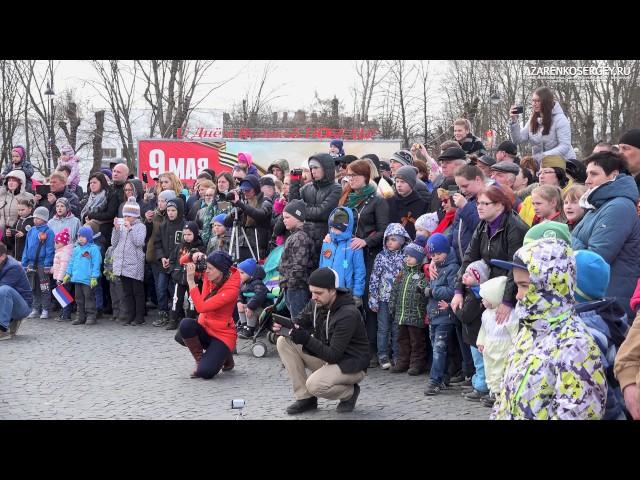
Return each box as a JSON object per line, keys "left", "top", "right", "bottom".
{"left": 57, "top": 315, "right": 71, "bottom": 322}
{"left": 28, "top": 309, "right": 39, "bottom": 319}
{"left": 39, "top": 310, "right": 49, "bottom": 319}
{"left": 238, "top": 326, "right": 255, "bottom": 339}
{"left": 0, "top": 330, "right": 12, "bottom": 341}
{"left": 463, "top": 389, "right": 488, "bottom": 402}
{"left": 424, "top": 381, "right": 446, "bottom": 396}
{"left": 286, "top": 396, "right": 318, "bottom": 415}
{"left": 9, "top": 319, "right": 23, "bottom": 335}
{"left": 379, "top": 360, "right": 392, "bottom": 370}
{"left": 152, "top": 312, "right": 169, "bottom": 327}
{"left": 336, "top": 384, "right": 360, "bottom": 413}
{"left": 449, "top": 377, "right": 473, "bottom": 388}
{"left": 481, "top": 393, "right": 496, "bottom": 408}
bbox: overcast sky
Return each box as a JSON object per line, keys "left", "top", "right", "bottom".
{"left": 54, "top": 60, "right": 448, "bottom": 114}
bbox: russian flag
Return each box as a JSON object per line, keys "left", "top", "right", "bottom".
{"left": 53, "top": 285, "right": 74, "bottom": 308}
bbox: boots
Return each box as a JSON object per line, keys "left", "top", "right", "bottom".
{"left": 183, "top": 336, "right": 204, "bottom": 378}
{"left": 153, "top": 311, "right": 169, "bottom": 327}
{"left": 164, "top": 312, "right": 179, "bottom": 330}
{"left": 222, "top": 352, "right": 235, "bottom": 371}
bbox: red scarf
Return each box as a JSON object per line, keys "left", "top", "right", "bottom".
{"left": 532, "top": 210, "right": 561, "bottom": 226}
{"left": 433, "top": 209, "right": 456, "bottom": 234}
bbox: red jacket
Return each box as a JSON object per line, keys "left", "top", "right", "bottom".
{"left": 189, "top": 267, "right": 241, "bottom": 352}
{"left": 631, "top": 278, "right": 640, "bottom": 313}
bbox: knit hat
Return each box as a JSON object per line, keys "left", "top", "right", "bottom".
{"left": 330, "top": 139, "right": 344, "bottom": 155}
{"left": 308, "top": 267, "right": 340, "bottom": 289}
{"left": 206, "top": 250, "right": 233, "bottom": 276}
{"left": 415, "top": 212, "right": 439, "bottom": 234}
{"left": 466, "top": 260, "right": 491, "bottom": 284}
{"left": 183, "top": 221, "right": 199, "bottom": 238}
{"left": 404, "top": 242, "right": 426, "bottom": 263}
{"left": 438, "top": 147, "right": 467, "bottom": 161}
{"left": 618, "top": 128, "right": 640, "bottom": 150}
{"left": 574, "top": 250, "right": 610, "bottom": 302}
{"left": 390, "top": 150, "right": 413, "bottom": 166}
{"left": 379, "top": 161, "right": 391, "bottom": 173}
{"left": 361, "top": 153, "right": 380, "bottom": 171}
{"left": 524, "top": 221, "right": 571, "bottom": 246}
{"left": 55, "top": 228, "right": 71, "bottom": 246}
{"left": 213, "top": 213, "right": 227, "bottom": 226}
{"left": 11, "top": 145, "right": 25, "bottom": 160}
{"left": 237, "top": 152, "right": 253, "bottom": 167}
{"left": 395, "top": 165, "right": 417, "bottom": 189}
{"left": 237, "top": 258, "right": 258, "bottom": 278}
{"left": 100, "top": 167, "right": 113, "bottom": 180}
{"left": 479, "top": 276, "right": 508, "bottom": 308}
{"left": 78, "top": 226, "right": 94, "bottom": 243}
{"left": 166, "top": 199, "right": 179, "bottom": 211}
{"left": 541, "top": 155, "right": 566, "bottom": 171}
{"left": 284, "top": 199, "right": 306, "bottom": 222}
{"left": 122, "top": 196, "right": 141, "bottom": 218}
{"left": 60, "top": 145, "right": 75, "bottom": 156}
{"left": 497, "top": 141, "right": 518, "bottom": 156}
{"left": 158, "top": 190, "right": 177, "bottom": 202}
{"left": 308, "top": 158, "right": 323, "bottom": 170}
{"left": 33, "top": 206, "right": 50, "bottom": 222}
{"left": 329, "top": 209, "right": 350, "bottom": 232}
{"left": 55, "top": 197, "right": 70, "bottom": 211}
{"left": 259, "top": 176, "right": 275, "bottom": 188}
{"left": 427, "top": 233, "right": 450, "bottom": 255}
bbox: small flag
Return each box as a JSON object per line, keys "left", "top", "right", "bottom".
{"left": 53, "top": 284, "right": 74, "bottom": 308}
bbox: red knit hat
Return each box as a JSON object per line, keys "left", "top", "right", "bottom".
{"left": 55, "top": 228, "right": 71, "bottom": 246}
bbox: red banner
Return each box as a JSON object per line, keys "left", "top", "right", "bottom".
{"left": 138, "top": 140, "right": 233, "bottom": 186}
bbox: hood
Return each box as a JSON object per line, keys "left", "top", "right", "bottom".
{"left": 328, "top": 206, "right": 355, "bottom": 242}
{"left": 166, "top": 197, "right": 185, "bottom": 222}
{"left": 513, "top": 238, "right": 576, "bottom": 329}
{"left": 586, "top": 174, "right": 639, "bottom": 209}
{"left": 240, "top": 174, "right": 261, "bottom": 194}
{"left": 382, "top": 223, "right": 412, "bottom": 252}
{"left": 4, "top": 169, "right": 27, "bottom": 191}
{"left": 183, "top": 236, "right": 205, "bottom": 252}
{"left": 439, "top": 247, "right": 459, "bottom": 268}
{"left": 308, "top": 153, "right": 336, "bottom": 186}
{"left": 251, "top": 265, "right": 266, "bottom": 281}
{"left": 129, "top": 179, "right": 145, "bottom": 202}
{"left": 237, "top": 152, "right": 253, "bottom": 168}
{"left": 331, "top": 288, "right": 356, "bottom": 310}
{"left": 551, "top": 101, "right": 566, "bottom": 117}
{"left": 268, "top": 159, "right": 290, "bottom": 175}
{"left": 574, "top": 298, "right": 629, "bottom": 348}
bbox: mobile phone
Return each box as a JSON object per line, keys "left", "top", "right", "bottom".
{"left": 272, "top": 314, "right": 294, "bottom": 329}
{"left": 142, "top": 172, "right": 148, "bottom": 183}
{"left": 512, "top": 106, "right": 524, "bottom": 115}
{"left": 278, "top": 327, "right": 292, "bottom": 337}
{"left": 175, "top": 230, "right": 183, "bottom": 244}
{"left": 36, "top": 185, "right": 51, "bottom": 197}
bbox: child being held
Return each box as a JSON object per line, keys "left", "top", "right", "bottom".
{"left": 236, "top": 258, "right": 269, "bottom": 339}
{"left": 63, "top": 227, "right": 102, "bottom": 325}
{"left": 477, "top": 276, "right": 519, "bottom": 406}
{"left": 319, "top": 207, "right": 366, "bottom": 307}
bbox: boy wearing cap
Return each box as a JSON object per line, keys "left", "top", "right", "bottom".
{"left": 279, "top": 199, "right": 315, "bottom": 319}
{"left": 236, "top": 258, "right": 269, "bottom": 339}
{"left": 22, "top": 206, "right": 55, "bottom": 319}
{"left": 319, "top": 207, "right": 366, "bottom": 306}
{"left": 63, "top": 226, "right": 102, "bottom": 325}
{"left": 329, "top": 139, "right": 345, "bottom": 158}
{"left": 389, "top": 240, "right": 428, "bottom": 376}
{"left": 206, "top": 213, "right": 231, "bottom": 255}
{"left": 423, "top": 233, "right": 460, "bottom": 394}
{"left": 52, "top": 228, "right": 74, "bottom": 321}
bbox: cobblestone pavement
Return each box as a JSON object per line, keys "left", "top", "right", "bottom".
{"left": 1, "top": 313, "right": 490, "bottom": 420}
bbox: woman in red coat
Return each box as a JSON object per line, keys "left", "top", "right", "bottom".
{"left": 176, "top": 250, "right": 241, "bottom": 379}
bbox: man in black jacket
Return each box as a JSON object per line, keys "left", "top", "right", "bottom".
{"left": 35, "top": 172, "right": 81, "bottom": 218}
{"left": 275, "top": 268, "right": 370, "bottom": 414}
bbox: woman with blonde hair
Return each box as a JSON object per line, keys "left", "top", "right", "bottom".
{"left": 155, "top": 172, "right": 185, "bottom": 201}
{"left": 530, "top": 184, "right": 566, "bottom": 225}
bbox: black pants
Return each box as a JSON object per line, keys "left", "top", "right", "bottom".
{"left": 175, "top": 318, "right": 230, "bottom": 379}
{"left": 362, "top": 249, "right": 378, "bottom": 359}
{"left": 121, "top": 276, "right": 145, "bottom": 324}
{"left": 75, "top": 283, "right": 96, "bottom": 320}
{"left": 171, "top": 283, "right": 195, "bottom": 322}
{"left": 397, "top": 325, "right": 428, "bottom": 370}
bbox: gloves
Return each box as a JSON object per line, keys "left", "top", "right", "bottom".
{"left": 353, "top": 296, "right": 363, "bottom": 308}
{"left": 424, "top": 287, "right": 431, "bottom": 298}
{"left": 63, "top": 274, "right": 71, "bottom": 284}
{"left": 290, "top": 326, "right": 311, "bottom": 346}
{"left": 90, "top": 278, "right": 98, "bottom": 288}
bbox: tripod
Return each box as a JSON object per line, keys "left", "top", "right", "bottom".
{"left": 228, "top": 207, "right": 259, "bottom": 262}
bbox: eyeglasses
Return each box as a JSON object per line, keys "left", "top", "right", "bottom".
{"left": 537, "top": 169, "right": 555, "bottom": 176}
{"left": 477, "top": 201, "right": 495, "bottom": 207}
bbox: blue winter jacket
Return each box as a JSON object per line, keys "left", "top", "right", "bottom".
{"left": 319, "top": 206, "right": 366, "bottom": 297}
{"left": 0, "top": 255, "right": 33, "bottom": 308}
{"left": 21, "top": 223, "right": 55, "bottom": 269}
{"left": 368, "top": 223, "right": 412, "bottom": 311}
{"left": 66, "top": 240, "right": 102, "bottom": 286}
{"left": 449, "top": 196, "right": 481, "bottom": 264}
{"left": 427, "top": 247, "right": 460, "bottom": 325}
{"left": 572, "top": 174, "right": 640, "bottom": 317}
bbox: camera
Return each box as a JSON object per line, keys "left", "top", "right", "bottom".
{"left": 231, "top": 399, "right": 246, "bottom": 409}
{"left": 512, "top": 105, "right": 524, "bottom": 115}
{"left": 224, "top": 189, "right": 244, "bottom": 202}
{"left": 447, "top": 187, "right": 460, "bottom": 208}
{"left": 290, "top": 168, "right": 303, "bottom": 178}
{"left": 189, "top": 249, "right": 207, "bottom": 273}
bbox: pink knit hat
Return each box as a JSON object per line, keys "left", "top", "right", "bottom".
{"left": 237, "top": 152, "right": 253, "bottom": 167}
{"left": 55, "top": 228, "right": 71, "bottom": 246}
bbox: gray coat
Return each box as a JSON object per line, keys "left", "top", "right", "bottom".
{"left": 510, "top": 102, "right": 576, "bottom": 164}
{"left": 111, "top": 220, "right": 146, "bottom": 281}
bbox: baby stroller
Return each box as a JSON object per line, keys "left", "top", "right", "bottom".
{"left": 238, "top": 246, "right": 290, "bottom": 357}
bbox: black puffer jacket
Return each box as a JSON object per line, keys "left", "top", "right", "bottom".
{"left": 289, "top": 153, "right": 342, "bottom": 254}
{"left": 455, "top": 211, "right": 528, "bottom": 305}
{"left": 297, "top": 289, "right": 370, "bottom": 374}
{"left": 154, "top": 197, "right": 186, "bottom": 272}
{"left": 387, "top": 190, "right": 428, "bottom": 239}
{"left": 239, "top": 265, "right": 269, "bottom": 311}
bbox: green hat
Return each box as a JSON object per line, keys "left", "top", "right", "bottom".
{"left": 524, "top": 221, "right": 571, "bottom": 245}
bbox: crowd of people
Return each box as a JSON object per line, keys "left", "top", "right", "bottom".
{"left": 1, "top": 85, "right": 640, "bottom": 419}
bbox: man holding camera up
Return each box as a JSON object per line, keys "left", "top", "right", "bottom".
{"left": 224, "top": 174, "right": 272, "bottom": 262}
{"left": 275, "top": 267, "right": 370, "bottom": 414}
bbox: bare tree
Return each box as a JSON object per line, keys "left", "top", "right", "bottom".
{"left": 354, "top": 60, "right": 387, "bottom": 123}
{"left": 387, "top": 60, "right": 419, "bottom": 148}
{"left": 0, "top": 60, "right": 26, "bottom": 168}
{"left": 57, "top": 88, "right": 91, "bottom": 155}
{"left": 92, "top": 110, "right": 105, "bottom": 174}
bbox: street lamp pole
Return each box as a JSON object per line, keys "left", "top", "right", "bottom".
{"left": 44, "top": 79, "right": 55, "bottom": 174}
{"left": 489, "top": 92, "right": 501, "bottom": 153}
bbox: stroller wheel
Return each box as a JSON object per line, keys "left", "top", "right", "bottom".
{"left": 251, "top": 342, "right": 267, "bottom": 358}
{"left": 268, "top": 331, "right": 277, "bottom": 345}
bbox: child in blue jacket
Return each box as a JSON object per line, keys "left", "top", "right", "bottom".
{"left": 63, "top": 226, "right": 102, "bottom": 326}
{"left": 319, "top": 207, "right": 366, "bottom": 306}
{"left": 22, "top": 206, "right": 55, "bottom": 319}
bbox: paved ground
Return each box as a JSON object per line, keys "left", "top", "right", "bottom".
{"left": 1, "top": 313, "right": 490, "bottom": 420}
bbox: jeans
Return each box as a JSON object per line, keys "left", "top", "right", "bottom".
{"left": 0, "top": 285, "right": 32, "bottom": 329}
{"left": 151, "top": 263, "right": 170, "bottom": 312}
{"left": 285, "top": 288, "right": 309, "bottom": 319}
{"left": 429, "top": 323, "right": 455, "bottom": 384}
{"left": 470, "top": 346, "right": 489, "bottom": 394}
{"left": 175, "top": 318, "right": 231, "bottom": 379}
{"left": 376, "top": 302, "right": 398, "bottom": 363}
{"left": 94, "top": 281, "right": 104, "bottom": 311}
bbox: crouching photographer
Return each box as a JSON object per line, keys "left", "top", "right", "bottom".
{"left": 174, "top": 250, "right": 241, "bottom": 379}
{"left": 274, "top": 267, "right": 370, "bottom": 414}
{"left": 224, "top": 174, "right": 272, "bottom": 262}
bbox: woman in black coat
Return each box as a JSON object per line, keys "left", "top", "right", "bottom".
{"left": 82, "top": 172, "right": 120, "bottom": 248}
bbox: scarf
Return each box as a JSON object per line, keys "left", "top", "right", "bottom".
{"left": 81, "top": 189, "right": 108, "bottom": 220}
{"left": 346, "top": 184, "right": 376, "bottom": 209}
{"left": 433, "top": 209, "right": 456, "bottom": 234}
